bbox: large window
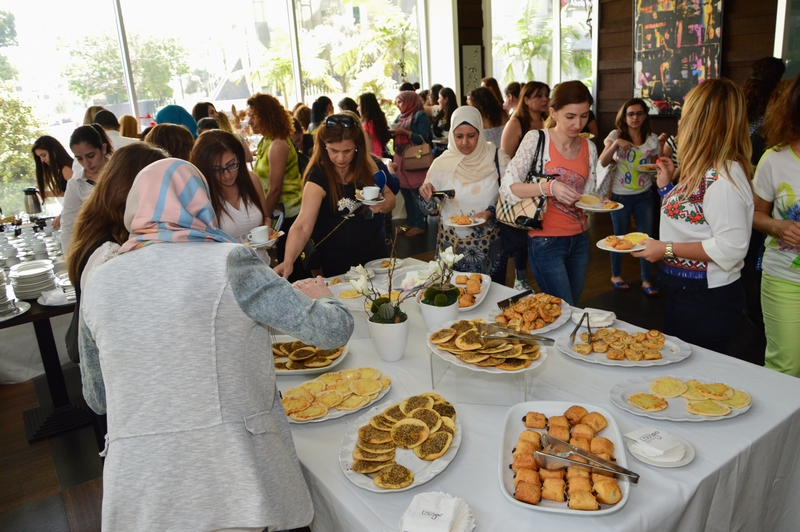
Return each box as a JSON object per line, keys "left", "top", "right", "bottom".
{"left": 491, "top": 0, "right": 594, "bottom": 89}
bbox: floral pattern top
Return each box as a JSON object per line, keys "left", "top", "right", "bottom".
{"left": 753, "top": 147, "right": 800, "bottom": 283}
{"left": 659, "top": 162, "right": 754, "bottom": 288}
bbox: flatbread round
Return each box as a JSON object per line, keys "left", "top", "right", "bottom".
{"left": 373, "top": 464, "right": 414, "bottom": 489}
{"left": 413, "top": 431, "right": 453, "bottom": 461}
{"left": 350, "top": 379, "right": 384, "bottom": 396}
{"left": 390, "top": 418, "right": 430, "bottom": 449}
{"left": 337, "top": 289, "right": 362, "bottom": 299}
{"left": 337, "top": 394, "right": 371, "bottom": 411}
{"left": 649, "top": 377, "right": 688, "bottom": 398}
{"left": 681, "top": 380, "right": 706, "bottom": 401}
{"left": 497, "top": 358, "right": 532, "bottom": 371}
{"left": 288, "top": 347, "right": 318, "bottom": 361}
{"left": 627, "top": 392, "right": 668, "bottom": 412}
{"left": 303, "top": 356, "right": 333, "bottom": 368}
{"left": 409, "top": 408, "right": 442, "bottom": 432}
{"left": 289, "top": 402, "right": 328, "bottom": 421}
{"left": 455, "top": 330, "right": 483, "bottom": 351}
{"left": 382, "top": 404, "right": 406, "bottom": 422}
{"left": 399, "top": 396, "right": 435, "bottom": 415}
{"left": 356, "top": 439, "right": 396, "bottom": 453}
{"left": 351, "top": 459, "right": 395, "bottom": 474}
{"left": 352, "top": 447, "right": 395, "bottom": 462}
{"left": 432, "top": 402, "right": 456, "bottom": 420}
{"left": 314, "top": 390, "right": 345, "bottom": 409}
{"left": 430, "top": 328, "right": 457, "bottom": 344}
{"left": 358, "top": 368, "right": 382, "bottom": 380}
{"left": 714, "top": 389, "right": 751, "bottom": 409}
{"left": 358, "top": 424, "right": 393, "bottom": 444}
{"left": 281, "top": 395, "right": 312, "bottom": 414}
{"left": 696, "top": 382, "right": 734, "bottom": 401}
{"left": 437, "top": 416, "right": 457, "bottom": 435}
{"left": 686, "top": 400, "right": 731, "bottom": 417}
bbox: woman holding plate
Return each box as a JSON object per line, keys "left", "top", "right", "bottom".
{"left": 598, "top": 98, "right": 661, "bottom": 295}
{"left": 633, "top": 79, "right": 754, "bottom": 354}
{"left": 419, "top": 106, "right": 509, "bottom": 283}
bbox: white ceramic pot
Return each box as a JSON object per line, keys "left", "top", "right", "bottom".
{"left": 416, "top": 291, "right": 459, "bottom": 330}
{"left": 367, "top": 318, "right": 410, "bottom": 362}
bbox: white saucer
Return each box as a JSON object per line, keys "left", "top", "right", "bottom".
{"left": 359, "top": 197, "right": 385, "bottom": 206}
{"left": 625, "top": 435, "right": 695, "bottom": 468}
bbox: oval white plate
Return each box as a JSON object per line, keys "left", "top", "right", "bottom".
{"left": 626, "top": 435, "right": 695, "bottom": 468}
{"left": 339, "top": 404, "right": 462, "bottom": 493}
{"left": 37, "top": 296, "right": 75, "bottom": 307}
{"left": 329, "top": 282, "right": 369, "bottom": 312}
{"left": 410, "top": 272, "right": 491, "bottom": 312}
{"left": 365, "top": 258, "right": 404, "bottom": 273}
{"left": 570, "top": 308, "right": 616, "bottom": 328}
{"left": 490, "top": 299, "right": 572, "bottom": 336}
{"left": 426, "top": 320, "right": 548, "bottom": 375}
{"left": 596, "top": 238, "right": 646, "bottom": 254}
{"left": 576, "top": 201, "right": 624, "bottom": 212}
{"left": 442, "top": 217, "right": 485, "bottom": 228}
{"left": 0, "top": 301, "right": 31, "bottom": 323}
{"left": 286, "top": 383, "right": 390, "bottom": 424}
{"left": 358, "top": 197, "right": 386, "bottom": 206}
{"left": 556, "top": 332, "right": 691, "bottom": 368}
{"left": 609, "top": 376, "right": 752, "bottom": 422}
{"left": 273, "top": 335, "right": 350, "bottom": 376}
{"left": 498, "top": 400, "right": 629, "bottom": 516}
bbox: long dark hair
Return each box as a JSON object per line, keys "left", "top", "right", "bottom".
{"left": 310, "top": 97, "right": 333, "bottom": 129}
{"left": 304, "top": 112, "right": 373, "bottom": 209}
{"left": 69, "top": 125, "right": 114, "bottom": 155}
{"left": 31, "top": 136, "right": 74, "bottom": 198}
{"left": 144, "top": 124, "right": 194, "bottom": 160}
{"left": 515, "top": 81, "right": 550, "bottom": 134}
{"left": 434, "top": 87, "right": 458, "bottom": 129}
{"left": 469, "top": 87, "right": 505, "bottom": 127}
{"left": 742, "top": 57, "right": 786, "bottom": 123}
{"left": 614, "top": 98, "right": 651, "bottom": 143}
{"left": 190, "top": 130, "right": 265, "bottom": 221}
{"left": 338, "top": 97, "right": 358, "bottom": 114}
{"left": 427, "top": 84, "right": 443, "bottom": 106}
{"left": 191, "top": 102, "right": 215, "bottom": 122}
{"left": 358, "top": 93, "right": 390, "bottom": 146}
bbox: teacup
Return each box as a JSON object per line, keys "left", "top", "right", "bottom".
{"left": 2, "top": 246, "right": 18, "bottom": 257}
{"left": 247, "top": 225, "right": 272, "bottom": 244}
{"left": 362, "top": 186, "right": 380, "bottom": 201}
{"left": 43, "top": 226, "right": 54, "bottom": 235}
{"left": 32, "top": 242, "right": 47, "bottom": 253}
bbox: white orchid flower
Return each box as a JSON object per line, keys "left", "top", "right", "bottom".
{"left": 351, "top": 274, "right": 370, "bottom": 296}
{"left": 355, "top": 264, "right": 368, "bottom": 277}
{"left": 439, "top": 247, "right": 463, "bottom": 268}
{"left": 401, "top": 271, "right": 424, "bottom": 291}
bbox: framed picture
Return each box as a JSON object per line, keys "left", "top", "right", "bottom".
{"left": 633, "top": 0, "right": 723, "bottom": 116}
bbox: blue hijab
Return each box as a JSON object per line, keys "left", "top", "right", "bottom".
{"left": 155, "top": 105, "right": 198, "bottom": 138}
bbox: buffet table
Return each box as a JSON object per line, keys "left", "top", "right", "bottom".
{"left": 279, "top": 273, "right": 800, "bottom": 532}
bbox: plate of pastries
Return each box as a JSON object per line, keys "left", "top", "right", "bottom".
{"left": 556, "top": 327, "right": 692, "bottom": 367}
{"left": 339, "top": 392, "right": 461, "bottom": 492}
{"left": 575, "top": 194, "right": 623, "bottom": 212}
{"left": 596, "top": 233, "right": 649, "bottom": 253}
{"left": 610, "top": 376, "right": 752, "bottom": 422}
{"left": 428, "top": 319, "right": 547, "bottom": 373}
{"left": 499, "top": 401, "right": 629, "bottom": 515}
{"left": 273, "top": 336, "right": 349, "bottom": 374}
{"left": 452, "top": 272, "right": 490, "bottom": 311}
{"left": 492, "top": 292, "right": 572, "bottom": 335}
{"left": 281, "top": 367, "right": 391, "bottom": 423}
{"left": 443, "top": 214, "right": 485, "bottom": 228}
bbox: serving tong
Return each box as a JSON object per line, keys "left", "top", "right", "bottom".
{"left": 475, "top": 322, "right": 554, "bottom": 346}
{"left": 431, "top": 189, "right": 456, "bottom": 200}
{"left": 569, "top": 311, "right": 593, "bottom": 346}
{"left": 535, "top": 434, "right": 640, "bottom": 484}
{"left": 496, "top": 289, "right": 533, "bottom": 310}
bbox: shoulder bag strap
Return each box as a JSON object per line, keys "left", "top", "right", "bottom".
{"left": 523, "top": 131, "right": 546, "bottom": 184}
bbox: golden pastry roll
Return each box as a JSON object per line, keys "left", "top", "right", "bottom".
{"left": 564, "top": 405, "right": 589, "bottom": 426}
{"left": 548, "top": 415, "right": 570, "bottom": 429}
{"left": 523, "top": 411, "right": 547, "bottom": 429}
{"left": 518, "top": 429, "right": 543, "bottom": 450}
{"left": 624, "top": 348, "right": 644, "bottom": 361}
{"left": 580, "top": 412, "right": 608, "bottom": 433}
{"left": 590, "top": 436, "right": 615, "bottom": 456}
{"left": 567, "top": 490, "right": 600, "bottom": 511}
{"left": 574, "top": 343, "right": 593, "bottom": 355}
{"left": 592, "top": 471, "right": 614, "bottom": 483}
{"left": 512, "top": 453, "right": 537, "bottom": 472}
{"left": 592, "top": 341, "right": 609, "bottom": 353}
{"left": 538, "top": 468, "right": 566, "bottom": 481}
{"left": 607, "top": 349, "right": 625, "bottom": 360}
{"left": 593, "top": 478, "right": 623, "bottom": 504}
{"left": 513, "top": 439, "right": 539, "bottom": 457}
{"left": 455, "top": 275, "right": 469, "bottom": 284}
{"left": 541, "top": 478, "right": 567, "bottom": 502}
{"left": 548, "top": 424, "right": 570, "bottom": 442}
{"left": 569, "top": 437, "right": 590, "bottom": 451}
{"left": 465, "top": 280, "right": 481, "bottom": 294}
{"left": 513, "top": 468, "right": 541, "bottom": 487}
{"left": 514, "top": 481, "right": 541, "bottom": 505}
{"left": 572, "top": 423, "right": 595, "bottom": 440}
{"left": 566, "top": 476, "right": 593, "bottom": 496}
{"left": 566, "top": 466, "right": 591, "bottom": 480}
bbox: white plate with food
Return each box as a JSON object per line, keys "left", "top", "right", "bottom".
{"left": 579, "top": 132, "right": 595, "bottom": 140}
{"left": 609, "top": 376, "right": 752, "bottom": 422}
{"left": 491, "top": 298, "right": 572, "bottom": 336}
{"left": 498, "top": 401, "right": 629, "bottom": 516}
{"left": 286, "top": 384, "right": 391, "bottom": 424}
{"left": 576, "top": 201, "right": 624, "bottom": 212}
{"left": 248, "top": 230, "right": 284, "bottom": 249}
{"left": 273, "top": 335, "right": 350, "bottom": 375}
{"left": 451, "top": 272, "right": 491, "bottom": 312}
{"left": 442, "top": 216, "right": 485, "bottom": 228}
{"left": 365, "top": 258, "right": 404, "bottom": 273}
{"left": 329, "top": 282, "right": 369, "bottom": 311}
{"left": 595, "top": 238, "right": 646, "bottom": 254}
{"left": 625, "top": 435, "right": 695, "bottom": 468}
{"left": 426, "top": 320, "right": 548, "bottom": 374}
{"left": 636, "top": 164, "right": 658, "bottom": 173}
{"left": 555, "top": 329, "right": 691, "bottom": 368}
{"left": 339, "top": 403, "right": 462, "bottom": 493}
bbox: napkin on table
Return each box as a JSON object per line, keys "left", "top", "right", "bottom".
{"left": 625, "top": 426, "right": 686, "bottom": 462}
{"left": 399, "top": 491, "right": 475, "bottom": 532}
{"left": 40, "top": 288, "right": 74, "bottom": 306}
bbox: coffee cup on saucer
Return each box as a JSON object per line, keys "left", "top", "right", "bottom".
{"left": 247, "top": 225, "right": 272, "bottom": 245}
{"left": 362, "top": 186, "right": 380, "bottom": 201}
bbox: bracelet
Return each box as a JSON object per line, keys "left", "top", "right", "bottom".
{"left": 657, "top": 183, "right": 674, "bottom": 198}
{"left": 538, "top": 182, "right": 546, "bottom": 197}
{"left": 548, "top": 181, "right": 554, "bottom": 195}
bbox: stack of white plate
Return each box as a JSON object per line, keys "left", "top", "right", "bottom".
{"left": 9, "top": 260, "right": 57, "bottom": 300}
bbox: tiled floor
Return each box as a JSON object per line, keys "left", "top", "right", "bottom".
{"left": 0, "top": 213, "right": 766, "bottom": 530}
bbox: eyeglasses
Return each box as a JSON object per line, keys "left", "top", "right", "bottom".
{"left": 325, "top": 115, "right": 356, "bottom": 129}
{"left": 626, "top": 111, "right": 645, "bottom": 118}
{"left": 213, "top": 160, "right": 240, "bottom": 177}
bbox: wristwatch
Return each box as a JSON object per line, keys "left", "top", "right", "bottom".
{"left": 663, "top": 241, "right": 676, "bottom": 260}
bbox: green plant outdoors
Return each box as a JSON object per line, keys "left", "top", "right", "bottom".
{"left": 494, "top": 0, "right": 592, "bottom": 86}
{"left": 0, "top": 86, "right": 46, "bottom": 216}
{"left": 251, "top": 0, "right": 418, "bottom": 108}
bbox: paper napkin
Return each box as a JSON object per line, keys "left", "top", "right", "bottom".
{"left": 399, "top": 491, "right": 475, "bottom": 532}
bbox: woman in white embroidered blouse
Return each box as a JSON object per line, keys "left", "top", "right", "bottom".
{"left": 634, "top": 79, "right": 755, "bottom": 354}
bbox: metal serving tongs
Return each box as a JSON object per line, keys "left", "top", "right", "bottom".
{"left": 475, "top": 322, "right": 554, "bottom": 346}
{"left": 431, "top": 189, "right": 456, "bottom": 200}
{"left": 535, "top": 434, "right": 640, "bottom": 484}
{"left": 496, "top": 289, "right": 533, "bottom": 310}
{"left": 569, "top": 311, "right": 593, "bottom": 346}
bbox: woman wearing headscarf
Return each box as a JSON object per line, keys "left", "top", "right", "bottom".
{"left": 392, "top": 90, "right": 431, "bottom": 237}
{"left": 155, "top": 104, "right": 198, "bottom": 138}
{"left": 79, "top": 158, "right": 353, "bottom": 531}
{"left": 419, "top": 106, "right": 509, "bottom": 282}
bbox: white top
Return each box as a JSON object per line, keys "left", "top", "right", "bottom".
{"left": 81, "top": 241, "right": 120, "bottom": 291}
{"left": 753, "top": 147, "right": 800, "bottom": 283}
{"left": 60, "top": 167, "right": 95, "bottom": 258}
{"left": 218, "top": 200, "right": 264, "bottom": 242}
{"left": 105, "top": 130, "right": 140, "bottom": 150}
{"left": 659, "top": 162, "right": 754, "bottom": 288}
{"left": 603, "top": 130, "right": 660, "bottom": 195}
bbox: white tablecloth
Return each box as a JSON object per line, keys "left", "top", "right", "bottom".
{"left": 280, "top": 271, "right": 800, "bottom": 532}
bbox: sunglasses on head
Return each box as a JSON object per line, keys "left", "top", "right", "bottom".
{"left": 326, "top": 115, "right": 356, "bottom": 129}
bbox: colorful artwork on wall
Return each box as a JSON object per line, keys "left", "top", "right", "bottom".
{"left": 633, "top": 0, "right": 723, "bottom": 116}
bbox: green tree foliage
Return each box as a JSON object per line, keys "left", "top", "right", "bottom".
{"left": 0, "top": 10, "right": 18, "bottom": 81}
{"left": 62, "top": 34, "right": 189, "bottom": 104}
{"left": 0, "top": 86, "right": 46, "bottom": 215}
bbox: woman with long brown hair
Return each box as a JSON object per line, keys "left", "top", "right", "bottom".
{"left": 501, "top": 82, "right": 550, "bottom": 158}
{"left": 275, "top": 113, "right": 396, "bottom": 278}
{"left": 144, "top": 124, "right": 194, "bottom": 160}
{"left": 31, "top": 136, "right": 74, "bottom": 201}
{"left": 634, "top": 78, "right": 754, "bottom": 353}
{"left": 468, "top": 86, "right": 508, "bottom": 148}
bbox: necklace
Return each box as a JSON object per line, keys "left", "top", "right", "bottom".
{"left": 551, "top": 131, "right": 580, "bottom": 154}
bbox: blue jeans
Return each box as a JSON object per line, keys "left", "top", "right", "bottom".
{"left": 610, "top": 190, "right": 654, "bottom": 283}
{"left": 527, "top": 232, "right": 589, "bottom": 306}
{"left": 400, "top": 187, "right": 425, "bottom": 230}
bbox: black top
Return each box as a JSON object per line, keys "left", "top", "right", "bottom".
{"left": 306, "top": 166, "right": 387, "bottom": 276}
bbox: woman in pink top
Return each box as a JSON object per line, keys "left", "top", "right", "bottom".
{"left": 499, "top": 81, "right": 599, "bottom": 305}
{"left": 358, "top": 93, "right": 391, "bottom": 157}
